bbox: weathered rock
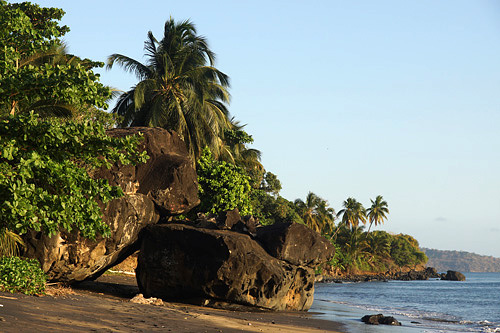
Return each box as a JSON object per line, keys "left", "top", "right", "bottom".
{"left": 255, "top": 222, "right": 334, "bottom": 267}
{"left": 24, "top": 194, "right": 159, "bottom": 282}
{"left": 216, "top": 209, "right": 242, "bottom": 230}
{"left": 95, "top": 127, "right": 199, "bottom": 215}
{"left": 425, "top": 266, "right": 440, "bottom": 278}
{"left": 442, "top": 270, "right": 466, "bottom": 281}
{"left": 23, "top": 128, "right": 199, "bottom": 283}
{"left": 362, "top": 314, "right": 401, "bottom": 326}
{"left": 136, "top": 223, "right": 316, "bottom": 311}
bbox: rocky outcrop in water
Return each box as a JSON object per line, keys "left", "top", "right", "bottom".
{"left": 136, "top": 219, "right": 334, "bottom": 311}
{"left": 23, "top": 128, "right": 199, "bottom": 283}
{"left": 441, "top": 270, "right": 466, "bottom": 281}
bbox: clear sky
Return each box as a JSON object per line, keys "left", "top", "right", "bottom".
{"left": 23, "top": 1, "right": 500, "bottom": 256}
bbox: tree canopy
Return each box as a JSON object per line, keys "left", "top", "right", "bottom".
{"left": 0, "top": 1, "right": 110, "bottom": 117}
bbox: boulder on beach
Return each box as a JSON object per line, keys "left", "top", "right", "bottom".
{"left": 136, "top": 222, "right": 334, "bottom": 311}
{"left": 361, "top": 314, "right": 402, "bottom": 326}
{"left": 23, "top": 128, "right": 199, "bottom": 283}
{"left": 256, "top": 222, "right": 335, "bottom": 267}
{"left": 441, "top": 270, "right": 466, "bottom": 281}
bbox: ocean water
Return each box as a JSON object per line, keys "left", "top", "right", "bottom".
{"left": 311, "top": 272, "right": 500, "bottom": 332}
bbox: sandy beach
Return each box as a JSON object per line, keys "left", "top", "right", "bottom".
{"left": 0, "top": 274, "right": 346, "bottom": 332}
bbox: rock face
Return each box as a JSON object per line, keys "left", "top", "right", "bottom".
{"left": 394, "top": 266, "right": 441, "bottom": 281}
{"left": 442, "top": 270, "right": 466, "bottom": 281}
{"left": 23, "top": 128, "right": 199, "bottom": 283}
{"left": 256, "top": 222, "right": 334, "bottom": 267}
{"left": 95, "top": 127, "right": 199, "bottom": 215}
{"left": 136, "top": 222, "right": 334, "bottom": 311}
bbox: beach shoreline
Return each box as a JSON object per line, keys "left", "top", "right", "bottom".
{"left": 0, "top": 274, "right": 346, "bottom": 332}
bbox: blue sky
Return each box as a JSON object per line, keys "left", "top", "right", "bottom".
{"left": 26, "top": 1, "right": 500, "bottom": 256}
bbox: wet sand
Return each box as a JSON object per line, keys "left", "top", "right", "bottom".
{"left": 0, "top": 274, "right": 346, "bottom": 332}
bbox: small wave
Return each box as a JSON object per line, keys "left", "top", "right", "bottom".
{"left": 316, "top": 297, "right": 500, "bottom": 332}
{"left": 459, "top": 319, "right": 500, "bottom": 332}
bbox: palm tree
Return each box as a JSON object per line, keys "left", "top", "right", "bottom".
{"left": 0, "top": 229, "right": 25, "bottom": 257}
{"left": 337, "top": 197, "right": 367, "bottom": 230}
{"left": 107, "top": 18, "right": 232, "bottom": 160}
{"left": 366, "top": 195, "right": 389, "bottom": 232}
{"left": 294, "top": 192, "right": 336, "bottom": 234}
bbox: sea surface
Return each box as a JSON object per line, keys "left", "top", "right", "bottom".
{"left": 311, "top": 272, "right": 500, "bottom": 332}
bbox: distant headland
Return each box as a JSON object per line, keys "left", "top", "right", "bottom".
{"left": 422, "top": 248, "right": 500, "bottom": 272}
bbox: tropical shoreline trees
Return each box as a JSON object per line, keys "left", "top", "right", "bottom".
{"left": 0, "top": 0, "right": 428, "bottom": 281}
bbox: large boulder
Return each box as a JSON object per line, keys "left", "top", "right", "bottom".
{"left": 136, "top": 223, "right": 322, "bottom": 311}
{"left": 23, "top": 128, "right": 199, "bottom": 283}
{"left": 94, "top": 127, "right": 199, "bottom": 214}
{"left": 24, "top": 194, "right": 159, "bottom": 282}
{"left": 256, "top": 222, "right": 334, "bottom": 266}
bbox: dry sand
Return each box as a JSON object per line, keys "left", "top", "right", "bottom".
{"left": 0, "top": 274, "right": 346, "bottom": 332}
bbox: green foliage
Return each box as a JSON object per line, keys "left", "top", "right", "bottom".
{"left": 196, "top": 148, "right": 252, "bottom": 216}
{"left": 223, "top": 127, "right": 254, "bottom": 145}
{"left": 390, "top": 234, "right": 428, "bottom": 268}
{"left": 0, "top": 112, "right": 148, "bottom": 239}
{"left": 0, "top": 1, "right": 110, "bottom": 116}
{"left": 0, "top": 256, "right": 46, "bottom": 295}
{"left": 328, "top": 226, "right": 427, "bottom": 273}
{"left": 250, "top": 190, "right": 303, "bottom": 226}
{"left": 259, "top": 172, "right": 282, "bottom": 196}
{"left": 220, "top": 122, "right": 263, "bottom": 176}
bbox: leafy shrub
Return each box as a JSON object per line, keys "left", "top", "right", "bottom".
{"left": 196, "top": 147, "right": 253, "bottom": 215}
{"left": 0, "top": 112, "right": 148, "bottom": 239}
{"left": 0, "top": 256, "right": 46, "bottom": 295}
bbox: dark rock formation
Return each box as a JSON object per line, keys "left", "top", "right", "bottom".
{"left": 362, "top": 314, "right": 401, "bottom": 326}
{"left": 322, "top": 266, "right": 441, "bottom": 283}
{"left": 441, "top": 270, "right": 466, "bottom": 281}
{"left": 136, "top": 223, "right": 333, "bottom": 311}
{"left": 95, "top": 127, "right": 199, "bottom": 215}
{"left": 425, "top": 266, "right": 440, "bottom": 278}
{"left": 394, "top": 267, "right": 440, "bottom": 281}
{"left": 23, "top": 128, "right": 199, "bottom": 283}
{"left": 256, "top": 222, "right": 334, "bottom": 266}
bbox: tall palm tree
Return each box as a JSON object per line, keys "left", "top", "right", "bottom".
{"left": 107, "top": 18, "right": 232, "bottom": 160}
{"left": 294, "top": 192, "right": 336, "bottom": 234}
{"left": 366, "top": 195, "right": 389, "bottom": 232}
{"left": 337, "top": 197, "right": 367, "bottom": 230}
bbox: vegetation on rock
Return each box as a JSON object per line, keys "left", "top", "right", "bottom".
{"left": 0, "top": 112, "right": 148, "bottom": 239}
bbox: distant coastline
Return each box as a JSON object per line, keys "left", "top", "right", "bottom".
{"left": 423, "top": 248, "right": 500, "bottom": 272}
